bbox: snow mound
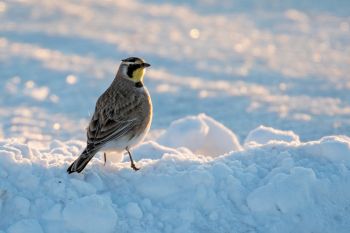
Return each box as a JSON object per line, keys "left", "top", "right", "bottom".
{"left": 303, "top": 135, "right": 350, "bottom": 162}
{"left": 0, "top": 115, "right": 349, "bottom": 233}
{"left": 157, "top": 113, "right": 242, "bottom": 157}
{"left": 244, "top": 125, "right": 300, "bottom": 146}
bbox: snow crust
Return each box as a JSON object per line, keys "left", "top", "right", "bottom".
{"left": 0, "top": 115, "right": 349, "bottom": 233}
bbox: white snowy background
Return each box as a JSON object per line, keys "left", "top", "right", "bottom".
{"left": 0, "top": 0, "right": 350, "bottom": 232}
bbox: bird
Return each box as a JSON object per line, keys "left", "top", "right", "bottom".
{"left": 67, "top": 57, "right": 152, "bottom": 173}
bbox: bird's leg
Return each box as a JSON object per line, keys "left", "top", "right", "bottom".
{"left": 104, "top": 152, "right": 107, "bottom": 166}
{"left": 126, "top": 147, "right": 140, "bottom": 171}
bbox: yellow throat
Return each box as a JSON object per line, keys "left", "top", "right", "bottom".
{"left": 132, "top": 67, "right": 145, "bottom": 82}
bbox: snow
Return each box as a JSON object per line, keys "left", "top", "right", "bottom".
{"left": 0, "top": 0, "right": 350, "bottom": 232}
{"left": 63, "top": 195, "right": 117, "bottom": 233}
{"left": 125, "top": 202, "right": 143, "bottom": 219}
{"left": 0, "top": 115, "right": 350, "bottom": 232}
{"left": 157, "top": 114, "right": 242, "bottom": 157}
{"left": 247, "top": 167, "right": 317, "bottom": 214}
{"left": 244, "top": 125, "right": 300, "bottom": 146}
{"left": 7, "top": 219, "right": 44, "bottom": 233}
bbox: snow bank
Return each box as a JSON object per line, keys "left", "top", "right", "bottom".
{"left": 0, "top": 115, "right": 349, "bottom": 233}
{"left": 157, "top": 114, "right": 242, "bottom": 157}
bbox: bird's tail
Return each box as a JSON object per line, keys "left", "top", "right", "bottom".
{"left": 67, "top": 148, "right": 97, "bottom": 174}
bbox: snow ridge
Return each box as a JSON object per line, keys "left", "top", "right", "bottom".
{"left": 0, "top": 114, "right": 349, "bottom": 233}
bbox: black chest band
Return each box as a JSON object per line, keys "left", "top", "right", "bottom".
{"left": 135, "top": 82, "right": 143, "bottom": 88}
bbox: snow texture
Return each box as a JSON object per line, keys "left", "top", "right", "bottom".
{"left": 0, "top": 0, "right": 349, "bottom": 232}
{"left": 0, "top": 115, "right": 349, "bottom": 233}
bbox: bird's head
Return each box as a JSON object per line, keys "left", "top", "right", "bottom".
{"left": 119, "top": 57, "right": 151, "bottom": 86}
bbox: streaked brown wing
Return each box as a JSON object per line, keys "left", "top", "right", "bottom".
{"left": 86, "top": 92, "right": 142, "bottom": 149}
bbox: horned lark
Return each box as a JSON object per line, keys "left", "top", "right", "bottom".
{"left": 67, "top": 57, "right": 152, "bottom": 173}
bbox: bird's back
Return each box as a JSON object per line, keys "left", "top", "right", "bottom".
{"left": 87, "top": 77, "right": 152, "bottom": 149}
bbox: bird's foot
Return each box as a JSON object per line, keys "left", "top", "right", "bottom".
{"left": 126, "top": 147, "right": 140, "bottom": 171}
{"left": 131, "top": 163, "right": 140, "bottom": 171}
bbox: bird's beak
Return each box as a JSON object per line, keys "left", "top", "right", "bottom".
{"left": 142, "top": 63, "right": 151, "bottom": 68}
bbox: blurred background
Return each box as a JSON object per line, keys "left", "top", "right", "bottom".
{"left": 0, "top": 0, "right": 349, "bottom": 148}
